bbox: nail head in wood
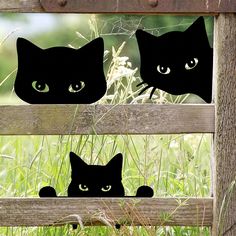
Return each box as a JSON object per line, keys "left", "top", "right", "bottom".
{"left": 58, "top": 0, "right": 67, "bottom": 7}
{"left": 148, "top": 0, "right": 158, "bottom": 8}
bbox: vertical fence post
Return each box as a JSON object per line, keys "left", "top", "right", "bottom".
{"left": 212, "top": 14, "right": 236, "bottom": 236}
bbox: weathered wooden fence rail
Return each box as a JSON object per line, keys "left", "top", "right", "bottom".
{"left": 0, "top": 198, "right": 212, "bottom": 227}
{"left": 1, "top": 0, "right": 236, "bottom": 13}
{"left": 0, "top": 105, "right": 214, "bottom": 135}
{"left": 212, "top": 14, "right": 236, "bottom": 236}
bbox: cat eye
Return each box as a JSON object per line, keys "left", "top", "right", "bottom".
{"left": 32, "top": 81, "right": 49, "bottom": 93}
{"left": 68, "top": 81, "right": 85, "bottom": 93}
{"left": 101, "top": 185, "right": 112, "bottom": 192}
{"left": 185, "top": 58, "right": 199, "bottom": 70}
{"left": 78, "top": 184, "right": 89, "bottom": 191}
{"left": 157, "top": 65, "right": 171, "bottom": 75}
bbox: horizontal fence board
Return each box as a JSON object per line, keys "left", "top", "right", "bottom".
{"left": 0, "top": 104, "right": 214, "bottom": 135}
{"left": 0, "top": 0, "right": 236, "bottom": 13}
{"left": 0, "top": 0, "right": 43, "bottom": 12}
{"left": 40, "top": 0, "right": 236, "bottom": 14}
{"left": 0, "top": 197, "right": 213, "bottom": 227}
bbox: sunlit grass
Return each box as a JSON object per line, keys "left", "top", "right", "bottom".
{"left": 0, "top": 15, "right": 212, "bottom": 235}
{"left": 0, "top": 134, "right": 211, "bottom": 235}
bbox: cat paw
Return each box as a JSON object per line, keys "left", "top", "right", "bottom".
{"left": 39, "top": 186, "right": 57, "bottom": 197}
{"left": 136, "top": 185, "right": 154, "bottom": 197}
{"left": 72, "top": 224, "right": 78, "bottom": 230}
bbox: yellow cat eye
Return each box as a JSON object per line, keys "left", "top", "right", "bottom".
{"left": 68, "top": 81, "right": 85, "bottom": 93}
{"left": 185, "top": 58, "right": 199, "bottom": 70}
{"left": 79, "top": 184, "right": 89, "bottom": 191}
{"left": 32, "top": 81, "right": 49, "bottom": 93}
{"left": 157, "top": 65, "right": 171, "bottom": 75}
{"left": 101, "top": 185, "right": 112, "bottom": 192}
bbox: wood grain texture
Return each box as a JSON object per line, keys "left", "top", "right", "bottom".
{"left": 0, "top": 0, "right": 236, "bottom": 13}
{"left": 212, "top": 14, "right": 236, "bottom": 236}
{"left": 0, "top": 198, "right": 213, "bottom": 226}
{"left": 40, "top": 0, "right": 236, "bottom": 13}
{"left": 0, "top": 104, "right": 214, "bottom": 135}
{"left": 0, "top": 0, "right": 43, "bottom": 12}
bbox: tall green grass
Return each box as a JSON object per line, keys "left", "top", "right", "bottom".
{"left": 0, "top": 134, "right": 211, "bottom": 235}
{"left": 0, "top": 15, "right": 211, "bottom": 235}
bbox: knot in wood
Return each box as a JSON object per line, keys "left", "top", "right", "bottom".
{"left": 58, "top": 0, "right": 67, "bottom": 7}
{"left": 148, "top": 0, "right": 158, "bottom": 7}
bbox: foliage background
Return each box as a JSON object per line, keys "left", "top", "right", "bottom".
{"left": 0, "top": 14, "right": 213, "bottom": 235}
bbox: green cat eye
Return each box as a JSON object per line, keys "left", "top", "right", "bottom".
{"left": 185, "top": 58, "right": 199, "bottom": 70}
{"left": 101, "top": 185, "right": 112, "bottom": 192}
{"left": 79, "top": 184, "right": 89, "bottom": 191}
{"left": 32, "top": 81, "right": 49, "bottom": 93}
{"left": 157, "top": 65, "right": 171, "bottom": 75}
{"left": 68, "top": 81, "right": 85, "bottom": 93}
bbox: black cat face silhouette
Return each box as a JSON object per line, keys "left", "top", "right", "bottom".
{"left": 68, "top": 152, "right": 125, "bottom": 197}
{"left": 39, "top": 152, "right": 153, "bottom": 229}
{"left": 39, "top": 152, "right": 153, "bottom": 198}
{"left": 136, "top": 17, "right": 213, "bottom": 103}
{"left": 15, "top": 37, "right": 106, "bottom": 104}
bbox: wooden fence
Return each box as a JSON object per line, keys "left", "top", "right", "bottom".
{"left": 0, "top": 1, "right": 235, "bottom": 235}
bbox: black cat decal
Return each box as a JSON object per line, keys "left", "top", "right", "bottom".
{"left": 15, "top": 37, "right": 106, "bottom": 104}
{"left": 135, "top": 17, "right": 213, "bottom": 103}
{"left": 39, "top": 152, "right": 153, "bottom": 198}
{"left": 39, "top": 152, "right": 153, "bottom": 228}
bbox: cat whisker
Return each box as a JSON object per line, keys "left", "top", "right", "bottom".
{"left": 136, "top": 81, "right": 146, "bottom": 87}
{"left": 138, "top": 85, "right": 151, "bottom": 95}
{"left": 149, "top": 87, "right": 156, "bottom": 99}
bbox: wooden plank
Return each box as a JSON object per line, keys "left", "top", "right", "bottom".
{"left": 0, "top": 104, "right": 214, "bottom": 135}
{"left": 0, "top": 197, "right": 213, "bottom": 226}
{"left": 0, "top": 0, "right": 43, "bottom": 12}
{"left": 40, "top": 0, "right": 236, "bottom": 14}
{"left": 0, "top": 0, "right": 236, "bottom": 13}
{"left": 212, "top": 14, "right": 236, "bottom": 236}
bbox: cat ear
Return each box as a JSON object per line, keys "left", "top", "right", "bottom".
{"left": 17, "top": 37, "right": 42, "bottom": 57}
{"left": 106, "top": 153, "right": 123, "bottom": 177}
{"left": 184, "top": 17, "right": 208, "bottom": 40}
{"left": 77, "top": 37, "right": 104, "bottom": 59}
{"left": 136, "top": 29, "right": 157, "bottom": 55}
{"left": 69, "top": 152, "right": 88, "bottom": 172}
{"left": 136, "top": 29, "right": 149, "bottom": 39}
